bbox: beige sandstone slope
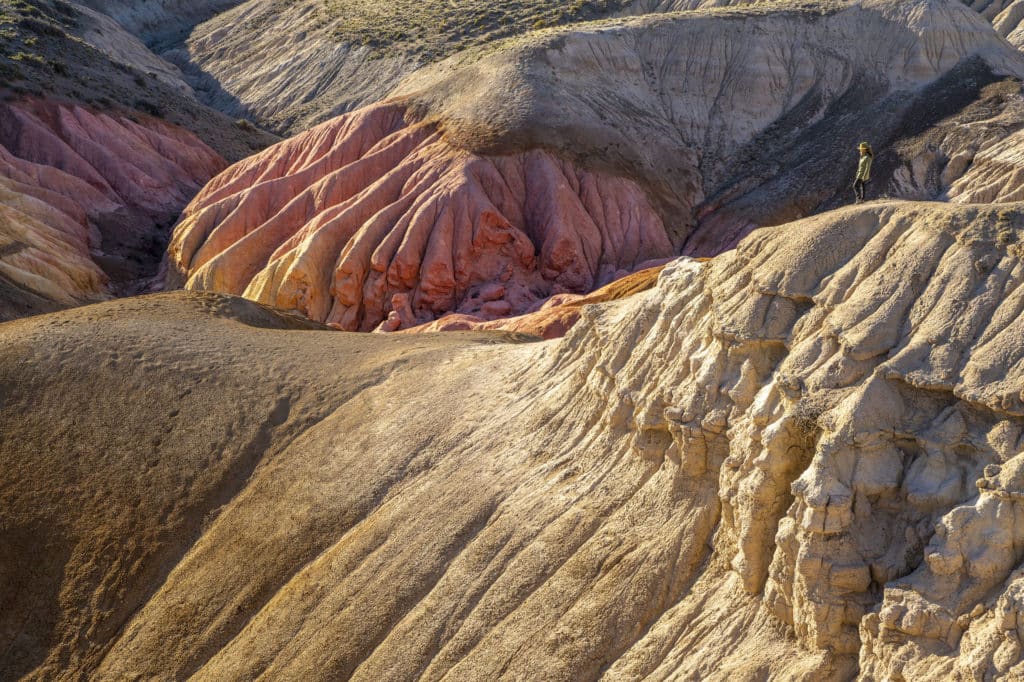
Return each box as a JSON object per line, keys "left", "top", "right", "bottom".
{"left": 968, "top": 0, "right": 1024, "bottom": 46}
{"left": 167, "top": 0, "right": 1024, "bottom": 134}
{"left": 74, "top": 0, "right": 245, "bottom": 47}
{"left": 7, "top": 199, "right": 1024, "bottom": 680}
{"left": 170, "top": 0, "right": 634, "bottom": 133}
{"left": 60, "top": 3, "right": 195, "bottom": 95}
{"left": 632, "top": 1, "right": 1024, "bottom": 46}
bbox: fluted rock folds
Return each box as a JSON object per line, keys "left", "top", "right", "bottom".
{"left": 168, "top": 103, "right": 672, "bottom": 330}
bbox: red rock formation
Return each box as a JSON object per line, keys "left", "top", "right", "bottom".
{"left": 0, "top": 98, "right": 226, "bottom": 224}
{"left": 0, "top": 97, "right": 225, "bottom": 316}
{"left": 402, "top": 263, "right": 670, "bottom": 339}
{"left": 168, "top": 103, "right": 674, "bottom": 331}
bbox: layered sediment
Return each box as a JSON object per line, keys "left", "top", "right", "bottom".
{"left": 168, "top": 103, "right": 672, "bottom": 331}
{"left": 0, "top": 97, "right": 225, "bottom": 318}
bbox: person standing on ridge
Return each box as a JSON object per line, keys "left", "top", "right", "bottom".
{"left": 853, "top": 142, "right": 873, "bottom": 203}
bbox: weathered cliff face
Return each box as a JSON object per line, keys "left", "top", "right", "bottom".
{"left": 168, "top": 0, "right": 1024, "bottom": 330}
{"left": 6, "top": 200, "right": 1024, "bottom": 680}
{"left": 0, "top": 97, "right": 225, "bottom": 318}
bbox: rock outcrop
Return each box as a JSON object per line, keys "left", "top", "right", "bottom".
{"left": 167, "top": 103, "right": 673, "bottom": 330}
{"left": 0, "top": 0, "right": 278, "bottom": 319}
{"left": 170, "top": 0, "right": 1024, "bottom": 328}
{"left": 0, "top": 97, "right": 226, "bottom": 318}
{"left": 968, "top": 0, "right": 1024, "bottom": 46}
{"left": 7, "top": 200, "right": 1024, "bottom": 679}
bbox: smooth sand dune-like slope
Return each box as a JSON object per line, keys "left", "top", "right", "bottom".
{"left": 8, "top": 200, "right": 1024, "bottom": 680}
{"left": 168, "top": 0, "right": 1024, "bottom": 331}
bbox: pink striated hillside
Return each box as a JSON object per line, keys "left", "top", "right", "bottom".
{"left": 0, "top": 97, "right": 225, "bottom": 317}
{"left": 168, "top": 103, "right": 674, "bottom": 331}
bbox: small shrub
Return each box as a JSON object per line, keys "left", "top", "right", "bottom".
{"left": 10, "top": 51, "right": 44, "bottom": 64}
{"left": 133, "top": 98, "right": 164, "bottom": 118}
{"left": 18, "top": 15, "right": 62, "bottom": 37}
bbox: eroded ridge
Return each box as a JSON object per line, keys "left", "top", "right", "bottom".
{"left": 168, "top": 0, "right": 1024, "bottom": 335}
{"left": 541, "top": 201, "right": 1024, "bottom": 677}
{"left": 0, "top": 96, "right": 225, "bottom": 317}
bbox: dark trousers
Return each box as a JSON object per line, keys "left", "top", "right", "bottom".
{"left": 853, "top": 179, "right": 868, "bottom": 202}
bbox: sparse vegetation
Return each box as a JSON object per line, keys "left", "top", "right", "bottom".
{"left": 0, "top": 0, "right": 73, "bottom": 85}
{"left": 10, "top": 51, "right": 44, "bottom": 64}
{"left": 300, "top": 0, "right": 631, "bottom": 60}
{"left": 0, "top": 0, "right": 278, "bottom": 160}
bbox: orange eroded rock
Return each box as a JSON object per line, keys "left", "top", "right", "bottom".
{"left": 402, "top": 264, "right": 670, "bottom": 339}
{"left": 169, "top": 103, "right": 675, "bottom": 330}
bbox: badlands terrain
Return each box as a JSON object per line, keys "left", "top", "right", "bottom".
{"left": 7, "top": 0, "right": 1024, "bottom": 680}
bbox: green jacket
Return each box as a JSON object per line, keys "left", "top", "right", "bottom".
{"left": 856, "top": 154, "right": 872, "bottom": 181}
